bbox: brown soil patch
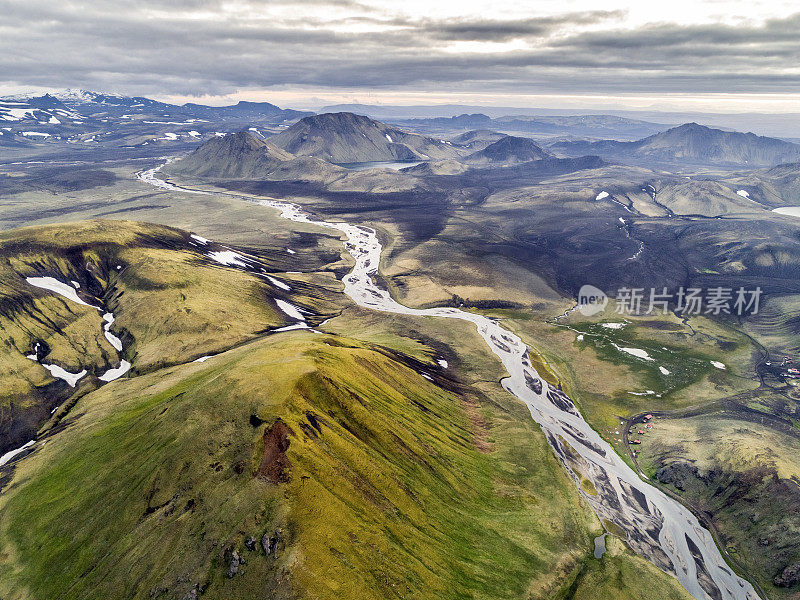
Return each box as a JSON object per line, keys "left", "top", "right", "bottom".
{"left": 462, "top": 396, "right": 493, "bottom": 453}
{"left": 257, "top": 419, "right": 292, "bottom": 483}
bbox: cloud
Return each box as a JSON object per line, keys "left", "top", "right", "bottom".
{"left": 1, "top": 0, "right": 799, "bottom": 100}
{"left": 419, "top": 11, "right": 626, "bottom": 41}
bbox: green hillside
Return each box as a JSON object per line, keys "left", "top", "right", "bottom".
{"left": 0, "top": 220, "right": 693, "bottom": 600}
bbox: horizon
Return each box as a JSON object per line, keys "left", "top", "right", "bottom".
{"left": 2, "top": 1, "right": 800, "bottom": 115}
{"left": 6, "top": 87, "right": 800, "bottom": 119}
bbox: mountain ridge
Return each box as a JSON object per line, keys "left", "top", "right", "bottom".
{"left": 551, "top": 122, "right": 800, "bottom": 167}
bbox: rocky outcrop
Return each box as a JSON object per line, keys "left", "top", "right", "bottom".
{"left": 262, "top": 528, "right": 283, "bottom": 558}
{"left": 226, "top": 550, "right": 242, "bottom": 578}
{"left": 656, "top": 462, "right": 701, "bottom": 491}
{"left": 774, "top": 563, "right": 800, "bottom": 588}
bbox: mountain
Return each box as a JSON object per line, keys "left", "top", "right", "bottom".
{"left": 180, "top": 100, "right": 310, "bottom": 121}
{"left": 269, "top": 112, "right": 462, "bottom": 163}
{"left": 452, "top": 129, "right": 505, "bottom": 144}
{"left": 168, "top": 130, "right": 294, "bottom": 178}
{"left": 5, "top": 89, "right": 309, "bottom": 123}
{"left": 465, "top": 135, "right": 551, "bottom": 165}
{"left": 0, "top": 220, "right": 676, "bottom": 600}
{"left": 491, "top": 114, "right": 670, "bottom": 140}
{"left": 0, "top": 95, "right": 82, "bottom": 125}
{"left": 0, "top": 89, "right": 313, "bottom": 149}
{"left": 551, "top": 122, "right": 800, "bottom": 167}
{"left": 165, "top": 130, "right": 348, "bottom": 183}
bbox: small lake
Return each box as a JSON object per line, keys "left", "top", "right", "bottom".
{"left": 773, "top": 207, "right": 800, "bottom": 217}
{"left": 336, "top": 160, "right": 423, "bottom": 171}
{"left": 594, "top": 534, "right": 607, "bottom": 558}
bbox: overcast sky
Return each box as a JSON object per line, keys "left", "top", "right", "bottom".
{"left": 2, "top": 0, "right": 800, "bottom": 111}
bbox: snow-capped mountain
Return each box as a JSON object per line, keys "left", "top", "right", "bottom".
{"left": 0, "top": 95, "right": 82, "bottom": 124}
{"left": 0, "top": 89, "right": 311, "bottom": 148}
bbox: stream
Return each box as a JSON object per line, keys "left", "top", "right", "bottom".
{"left": 138, "top": 163, "right": 760, "bottom": 600}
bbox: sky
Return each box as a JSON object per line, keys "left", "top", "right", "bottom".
{"left": 2, "top": 0, "right": 800, "bottom": 112}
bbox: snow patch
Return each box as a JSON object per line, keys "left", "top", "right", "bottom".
{"left": 0, "top": 441, "right": 35, "bottom": 466}
{"left": 26, "top": 276, "right": 99, "bottom": 309}
{"left": 276, "top": 299, "right": 305, "bottom": 320}
{"left": 42, "top": 364, "right": 87, "bottom": 387}
{"left": 265, "top": 275, "right": 291, "bottom": 291}
{"left": 3, "top": 107, "right": 37, "bottom": 120}
{"left": 273, "top": 322, "right": 311, "bottom": 332}
{"left": 614, "top": 344, "right": 653, "bottom": 361}
{"left": 207, "top": 250, "right": 249, "bottom": 268}
{"left": 98, "top": 360, "right": 131, "bottom": 382}
{"left": 102, "top": 312, "right": 123, "bottom": 352}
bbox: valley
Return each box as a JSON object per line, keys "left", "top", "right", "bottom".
{"left": 138, "top": 164, "right": 761, "bottom": 600}
{"left": 3, "top": 90, "right": 800, "bottom": 600}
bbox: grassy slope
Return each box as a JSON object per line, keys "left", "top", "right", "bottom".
{"left": 0, "top": 219, "right": 345, "bottom": 448}
{"left": 0, "top": 287, "right": 695, "bottom": 600}
{"left": 638, "top": 414, "right": 800, "bottom": 598}
{"left": 0, "top": 331, "right": 587, "bottom": 600}
{"left": 496, "top": 306, "right": 757, "bottom": 440}
{"left": 3, "top": 173, "right": 704, "bottom": 597}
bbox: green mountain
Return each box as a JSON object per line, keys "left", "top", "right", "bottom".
{"left": 0, "top": 220, "right": 694, "bottom": 600}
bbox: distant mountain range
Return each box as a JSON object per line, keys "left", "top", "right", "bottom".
{"left": 550, "top": 122, "right": 800, "bottom": 167}
{"left": 0, "top": 89, "right": 311, "bottom": 148}
{"left": 169, "top": 112, "right": 800, "bottom": 187}
{"left": 396, "top": 113, "right": 670, "bottom": 141}
{"left": 318, "top": 102, "right": 800, "bottom": 139}
{"left": 5, "top": 90, "right": 800, "bottom": 170}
